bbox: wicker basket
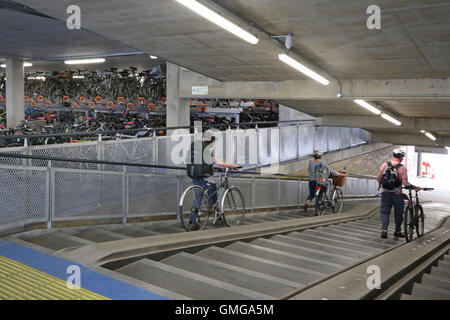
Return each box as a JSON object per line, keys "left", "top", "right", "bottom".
{"left": 333, "top": 175, "right": 347, "bottom": 187}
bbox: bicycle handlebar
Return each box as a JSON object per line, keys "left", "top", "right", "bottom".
{"left": 404, "top": 185, "right": 434, "bottom": 191}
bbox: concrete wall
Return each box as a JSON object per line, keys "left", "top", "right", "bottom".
{"left": 276, "top": 143, "right": 395, "bottom": 176}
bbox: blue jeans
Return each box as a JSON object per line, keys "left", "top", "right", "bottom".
{"left": 190, "top": 178, "right": 217, "bottom": 223}
{"left": 380, "top": 192, "right": 405, "bottom": 232}
{"left": 307, "top": 180, "right": 317, "bottom": 201}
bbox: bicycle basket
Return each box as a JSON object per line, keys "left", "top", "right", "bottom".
{"left": 333, "top": 175, "right": 347, "bottom": 187}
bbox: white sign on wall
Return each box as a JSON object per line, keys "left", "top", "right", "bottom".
{"left": 192, "top": 86, "right": 208, "bottom": 95}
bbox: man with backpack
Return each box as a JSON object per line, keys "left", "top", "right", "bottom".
{"left": 377, "top": 148, "right": 420, "bottom": 239}
{"left": 186, "top": 131, "right": 241, "bottom": 230}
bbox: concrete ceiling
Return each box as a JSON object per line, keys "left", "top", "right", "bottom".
{"left": 1, "top": 0, "right": 449, "bottom": 146}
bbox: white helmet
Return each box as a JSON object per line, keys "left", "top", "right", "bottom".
{"left": 393, "top": 148, "right": 405, "bottom": 158}
{"left": 313, "top": 150, "right": 323, "bottom": 159}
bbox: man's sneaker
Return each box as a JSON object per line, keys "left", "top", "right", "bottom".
{"left": 393, "top": 231, "right": 405, "bottom": 238}
{"left": 303, "top": 203, "right": 308, "bottom": 213}
{"left": 381, "top": 231, "right": 388, "bottom": 239}
{"left": 189, "top": 222, "right": 200, "bottom": 231}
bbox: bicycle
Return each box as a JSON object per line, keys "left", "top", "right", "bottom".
{"left": 315, "top": 175, "right": 345, "bottom": 216}
{"left": 403, "top": 185, "right": 434, "bottom": 242}
{"left": 178, "top": 166, "right": 246, "bottom": 232}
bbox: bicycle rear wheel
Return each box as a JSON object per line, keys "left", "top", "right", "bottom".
{"left": 404, "top": 206, "right": 414, "bottom": 242}
{"left": 178, "top": 185, "right": 211, "bottom": 232}
{"left": 220, "top": 187, "right": 246, "bottom": 227}
{"left": 315, "top": 189, "right": 326, "bottom": 216}
{"left": 416, "top": 205, "right": 425, "bottom": 238}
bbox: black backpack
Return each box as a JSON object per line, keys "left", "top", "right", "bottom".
{"left": 186, "top": 141, "right": 213, "bottom": 179}
{"left": 380, "top": 161, "right": 403, "bottom": 191}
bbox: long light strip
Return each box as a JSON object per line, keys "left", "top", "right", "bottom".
{"left": 381, "top": 113, "right": 401, "bottom": 126}
{"left": 354, "top": 99, "right": 381, "bottom": 115}
{"left": 425, "top": 132, "right": 436, "bottom": 141}
{"left": 1, "top": 62, "right": 33, "bottom": 68}
{"left": 175, "top": 0, "right": 259, "bottom": 45}
{"left": 64, "top": 58, "right": 105, "bottom": 65}
{"left": 278, "top": 54, "right": 330, "bottom": 85}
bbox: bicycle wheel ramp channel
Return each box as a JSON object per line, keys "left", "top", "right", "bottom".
{"left": 47, "top": 202, "right": 418, "bottom": 300}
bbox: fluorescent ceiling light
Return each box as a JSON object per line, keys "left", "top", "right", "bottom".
{"left": 425, "top": 132, "right": 436, "bottom": 141}
{"left": 420, "top": 130, "right": 426, "bottom": 133}
{"left": 1, "top": 62, "right": 32, "bottom": 68}
{"left": 176, "top": 0, "right": 259, "bottom": 45}
{"left": 64, "top": 58, "right": 105, "bottom": 65}
{"left": 150, "top": 55, "right": 158, "bottom": 60}
{"left": 279, "top": 54, "right": 329, "bottom": 85}
{"left": 381, "top": 113, "right": 401, "bottom": 126}
{"left": 354, "top": 100, "right": 381, "bottom": 115}
{"left": 72, "top": 75, "right": 85, "bottom": 79}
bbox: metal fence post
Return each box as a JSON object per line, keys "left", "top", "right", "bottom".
{"left": 251, "top": 176, "right": 255, "bottom": 213}
{"left": 154, "top": 135, "right": 158, "bottom": 174}
{"left": 46, "top": 161, "right": 53, "bottom": 229}
{"left": 255, "top": 125, "right": 260, "bottom": 165}
{"left": 298, "top": 177, "right": 302, "bottom": 206}
{"left": 277, "top": 177, "right": 281, "bottom": 211}
{"left": 122, "top": 166, "right": 129, "bottom": 224}
{"left": 296, "top": 124, "right": 300, "bottom": 160}
{"left": 177, "top": 176, "right": 182, "bottom": 220}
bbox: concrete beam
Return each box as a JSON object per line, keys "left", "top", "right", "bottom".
{"left": 318, "top": 115, "right": 450, "bottom": 132}
{"left": 5, "top": 59, "right": 25, "bottom": 128}
{"left": 180, "top": 73, "right": 450, "bottom": 100}
{"left": 371, "top": 132, "right": 450, "bottom": 148}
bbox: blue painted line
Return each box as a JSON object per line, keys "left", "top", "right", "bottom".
{"left": 0, "top": 240, "right": 169, "bottom": 300}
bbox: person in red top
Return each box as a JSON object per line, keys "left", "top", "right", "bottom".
{"left": 377, "top": 149, "right": 420, "bottom": 239}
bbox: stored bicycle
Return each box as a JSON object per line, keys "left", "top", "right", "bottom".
{"left": 404, "top": 185, "right": 433, "bottom": 242}
{"left": 178, "top": 166, "right": 246, "bottom": 232}
{"left": 315, "top": 174, "right": 346, "bottom": 216}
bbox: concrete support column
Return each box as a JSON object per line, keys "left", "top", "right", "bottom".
{"left": 6, "top": 59, "right": 25, "bottom": 128}
{"left": 166, "top": 62, "right": 190, "bottom": 134}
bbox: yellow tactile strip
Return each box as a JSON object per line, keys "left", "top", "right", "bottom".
{"left": 0, "top": 255, "right": 109, "bottom": 300}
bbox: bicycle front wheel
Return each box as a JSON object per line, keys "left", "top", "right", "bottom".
{"left": 220, "top": 187, "right": 246, "bottom": 227}
{"left": 178, "top": 185, "right": 211, "bottom": 232}
{"left": 315, "top": 189, "right": 326, "bottom": 216}
{"left": 416, "top": 205, "right": 425, "bottom": 238}
{"left": 331, "top": 188, "right": 344, "bottom": 214}
{"left": 404, "top": 206, "right": 414, "bottom": 242}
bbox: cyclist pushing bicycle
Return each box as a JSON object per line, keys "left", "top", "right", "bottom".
{"left": 377, "top": 149, "right": 421, "bottom": 239}
{"left": 304, "top": 150, "right": 346, "bottom": 215}
{"left": 185, "top": 131, "right": 242, "bottom": 231}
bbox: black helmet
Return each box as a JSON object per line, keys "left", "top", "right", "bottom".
{"left": 393, "top": 148, "right": 405, "bottom": 158}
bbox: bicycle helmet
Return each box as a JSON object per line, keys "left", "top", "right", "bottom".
{"left": 393, "top": 148, "right": 405, "bottom": 159}
{"left": 313, "top": 150, "right": 323, "bottom": 159}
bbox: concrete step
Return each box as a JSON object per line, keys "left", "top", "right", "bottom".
{"left": 251, "top": 238, "right": 357, "bottom": 266}
{"left": 438, "top": 260, "right": 450, "bottom": 269}
{"left": 74, "top": 229, "right": 130, "bottom": 243}
{"left": 269, "top": 214, "right": 295, "bottom": 220}
{"left": 112, "top": 226, "right": 163, "bottom": 238}
{"left": 410, "top": 283, "right": 450, "bottom": 300}
{"left": 25, "top": 232, "right": 94, "bottom": 251}
{"left": 333, "top": 223, "right": 393, "bottom": 236}
{"left": 270, "top": 234, "right": 369, "bottom": 260}
{"left": 276, "top": 212, "right": 309, "bottom": 219}
{"left": 244, "top": 217, "right": 272, "bottom": 223}
{"left": 225, "top": 241, "right": 343, "bottom": 274}
{"left": 196, "top": 246, "right": 324, "bottom": 284}
{"left": 161, "top": 252, "right": 299, "bottom": 298}
{"left": 343, "top": 221, "right": 396, "bottom": 233}
{"left": 149, "top": 226, "right": 184, "bottom": 234}
{"left": 303, "top": 229, "right": 393, "bottom": 250}
{"left": 400, "top": 293, "right": 430, "bottom": 300}
{"left": 287, "top": 231, "right": 382, "bottom": 255}
{"left": 116, "top": 258, "right": 269, "bottom": 300}
{"left": 430, "top": 266, "right": 450, "bottom": 278}
{"left": 421, "top": 274, "right": 450, "bottom": 291}
{"left": 253, "top": 215, "right": 284, "bottom": 222}
{"left": 443, "top": 255, "right": 450, "bottom": 263}
{"left": 317, "top": 226, "right": 399, "bottom": 246}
